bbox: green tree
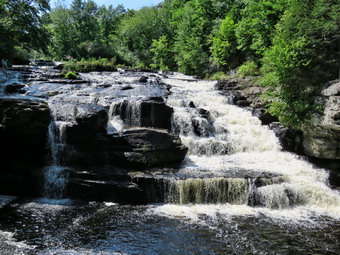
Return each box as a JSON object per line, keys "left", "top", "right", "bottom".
{"left": 236, "top": 0, "right": 288, "bottom": 59}
{"left": 150, "top": 35, "right": 174, "bottom": 71}
{"left": 113, "top": 6, "right": 172, "bottom": 67}
{"left": 261, "top": 0, "right": 340, "bottom": 128}
{"left": 210, "top": 14, "right": 238, "bottom": 70}
{"left": 0, "top": 0, "right": 50, "bottom": 60}
{"left": 47, "top": 4, "right": 76, "bottom": 58}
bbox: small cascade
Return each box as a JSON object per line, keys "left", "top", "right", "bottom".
{"left": 0, "top": 70, "right": 22, "bottom": 95}
{"left": 166, "top": 178, "right": 249, "bottom": 205}
{"left": 109, "top": 100, "right": 142, "bottom": 128}
{"left": 43, "top": 120, "right": 71, "bottom": 199}
{"left": 163, "top": 176, "right": 290, "bottom": 207}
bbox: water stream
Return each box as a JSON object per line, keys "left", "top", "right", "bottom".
{"left": 0, "top": 69, "right": 339, "bottom": 254}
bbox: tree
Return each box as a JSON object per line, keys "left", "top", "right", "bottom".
{"left": 0, "top": 0, "right": 50, "bottom": 59}
{"left": 113, "top": 6, "right": 172, "bottom": 67}
{"left": 47, "top": 4, "right": 76, "bottom": 58}
{"left": 210, "top": 14, "right": 238, "bottom": 70}
{"left": 235, "top": 0, "right": 288, "bottom": 59}
{"left": 150, "top": 35, "right": 174, "bottom": 71}
{"left": 261, "top": 0, "right": 340, "bottom": 128}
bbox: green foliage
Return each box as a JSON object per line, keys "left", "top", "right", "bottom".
{"left": 211, "top": 14, "right": 239, "bottom": 70}
{"left": 236, "top": 0, "right": 288, "bottom": 58}
{"left": 63, "top": 58, "right": 117, "bottom": 72}
{"left": 0, "top": 0, "right": 50, "bottom": 60}
{"left": 260, "top": 0, "right": 340, "bottom": 128}
{"left": 150, "top": 35, "right": 173, "bottom": 71}
{"left": 207, "top": 71, "right": 230, "bottom": 80}
{"left": 47, "top": 0, "right": 126, "bottom": 60}
{"left": 113, "top": 6, "right": 172, "bottom": 67}
{"left": 64, "top": 71, "right": 77, "bottom": 79}
{"left": 237, "top": 61, "right": 259, "bottom": 77}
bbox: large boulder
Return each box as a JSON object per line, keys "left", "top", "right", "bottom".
{"left": 110, "top": 98, "right": 173, "bottom": 130}
{"left": 65, "top": 104, "right": 108, "bottom": 144}
{"left": 0, "top": 97, "right": 51, "bottom": 166}
{"left": 302, "top": 80, "right": 340, "bottom": 159}
{"left": 47, "top": 103, "right": 109, "bottom": 167}
{"left": 109, "top": 128, "right": 188, "bottom": 167}
{"left": 0, "top": 98, "right": 51, "bottom": 196}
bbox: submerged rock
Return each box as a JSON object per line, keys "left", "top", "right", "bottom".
{"left": 5, "top": 83, "right": 27, "bottom": 94}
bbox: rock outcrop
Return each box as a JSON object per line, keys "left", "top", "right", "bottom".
{"left": 302, "top": 80, "right": 340, "bottom": 159}
{"left": 110, "top": 98, "right": 173, "bottom": 130}
{"left": 0, "top": 97, "right": 51, "bottom": 196}
{"left": 109, "top": 128, "right": 188, "bottom": 167}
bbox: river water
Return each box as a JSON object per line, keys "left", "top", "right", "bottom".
{"left": 0, "top": 69, "right": 339, "bottom": 254}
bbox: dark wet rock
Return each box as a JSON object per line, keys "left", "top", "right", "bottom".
{"left": 109, "top": 128, "right": 188, "bottom": 168}
{"left": 5, "top": 83, "right": 27, "bottom": 94}
{"left": 45, "top": 79, "right": 87, "bottom": 84}
{"left": 65, "top": 104, "right": 108, "bottom": 145}
{"left": 0, "top": 98, "right": 51, "bottom": 166}
{"left": 111, "top": 99, "right": 173, "bottom": 130}
{"left": 198, "top": 108, "right": 210, "bottom": 119}
{"left": 214, "top": 79, "right": 239, "bottom": 90}
{"left": 96, "top": 83, "right": 112, "bottom": 88}
{"left": 44, "top": 72, "right": 64, "bottom": 79}
{"left": 0, "top": 98, "right": 50, "bottom": 196}
{"left": 308, "top": 157, "right": 340, "bottom": 188}
{"left": 139, "top": 76, "right": 149, "bottom": 83}
{"left": 302, "top": 80, "right": 340, "bottom": 159}
{"left": 236, "top": 99, "right": 251, "bottom": 107}
{"left": 189, "top": 101, "right": 196, "bottom": 108}
{"left": 53, "top": 63, "right": 64, "bottom": 70}
{"left": 219, "top": 90, "right": 246, "bottom": 105}
{"left": 269, "top": 122, "right": 302, "bottom": 153}
{"left": 121, "top": 85, "right": 133, "bottom": 90}
{"left": 252, "top": 108, "right": 277, "bottom": 125}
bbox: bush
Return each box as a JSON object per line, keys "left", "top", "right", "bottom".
{"left": 237, "top": 61, "right": 259, "bottom": 77}
{"left": 64, "top": 71, "right": 77, "bottom": 79}
{"left": 207, "top": 72, "right": 230, "bottom": 80}
{"left": 63, "top": 58, "right": 117, "bottom": 72}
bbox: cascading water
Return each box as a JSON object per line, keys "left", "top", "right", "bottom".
{"left": 151, "top": 73, "right": 340, "bottom": 216}
{"left": 43, "top": 119, "right": 70, "bottom": 199}
{"left": 0, "top": 70, "right": 22, "bottom": 95}
{"left": 1, "top": 68, "right": 340, "bottom": 254}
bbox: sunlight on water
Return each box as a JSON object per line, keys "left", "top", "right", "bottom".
{"left": 156, "top": 73, "right": 340, "bottom": 222}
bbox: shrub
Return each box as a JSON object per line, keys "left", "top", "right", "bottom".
{"left": 64, "top": 71, "right": 77, "bottom": 79}
{"left": 237, "top": 61, "right": 259, "bottom": 77}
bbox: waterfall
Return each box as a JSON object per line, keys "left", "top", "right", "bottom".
{"left": 108, "top": 100, "right": 142, "bottom": 130}
{"left": 43, "top": 120, "right": 70, "bottom": 199}
{"left": 0, "top": 70, "right": 22, "bottom": 95}
{"left": 166, "top": 178, "right": 249, "bottom": 205}
{"left": 159, "top": 74, "right": 340, "bottom": 213}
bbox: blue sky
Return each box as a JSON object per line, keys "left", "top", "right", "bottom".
{"left": 52, "top": 0, "right": 163, "bottom": 10}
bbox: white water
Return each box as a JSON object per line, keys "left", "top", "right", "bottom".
{"left": 149, "top": 73, "right": 340, "bottom": 221}
{"left": 43, "top": 120, "right": 70, "bottom": 199}
{"left": 0, "top": 70, "right": 22, "bottom": 95}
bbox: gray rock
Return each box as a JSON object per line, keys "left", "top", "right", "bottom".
{"left": 302, "top": 80, "right": 340, "bottom": 159}
{"left": 110, "top": 128, "right": 188, "bottom": 167}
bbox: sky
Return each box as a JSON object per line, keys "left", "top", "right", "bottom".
{"left": 52, "top": 0, "right": 163, "bottom": 10}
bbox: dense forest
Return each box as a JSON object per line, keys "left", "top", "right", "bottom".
{"left": 0, "top": 0, "right": 339, "bottom": 128}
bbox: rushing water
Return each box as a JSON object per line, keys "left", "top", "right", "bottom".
{"left": 1, "top": 69, "right": 340, "bottom": 254}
